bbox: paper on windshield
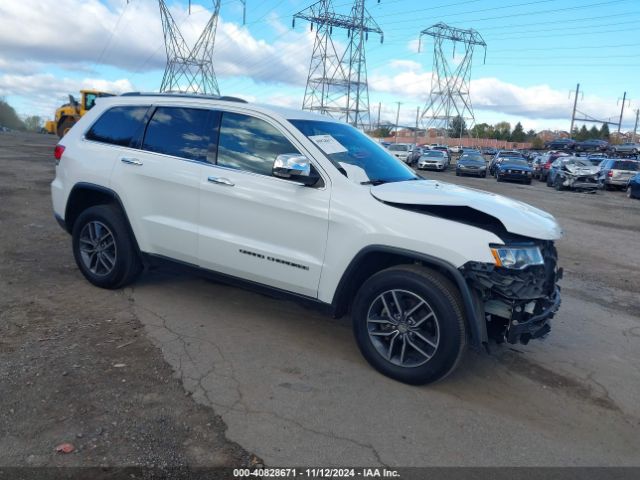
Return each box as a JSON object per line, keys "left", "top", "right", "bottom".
{"left": 309, "top": 135, "right": 348, "bottom": 155}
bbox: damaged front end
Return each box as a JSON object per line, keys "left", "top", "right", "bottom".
{"left": 558, "top": 163, "right": 599, "bottom": 191}
{"left": 461, "top": 241, "right": 562, "bottom": 345}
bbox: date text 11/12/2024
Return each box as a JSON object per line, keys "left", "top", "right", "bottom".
{"left": 233, "top": 468, "right": 401, "bottom": 478}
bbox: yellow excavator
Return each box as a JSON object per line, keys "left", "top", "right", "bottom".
{"left": 44, "top": 89, "right": 115, "bottom": 137}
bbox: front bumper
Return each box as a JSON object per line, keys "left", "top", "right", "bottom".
{"left": 420, "top": 163, "right": 444, "bottom": 170}
{"left": 461, "top": 242, "right": 562, "bottom": 345}
{"left": 498, "top": 172, "right": 531, "bottom": 181}
{"left": 505, "top": 286, "right": 561, "bottom": 344}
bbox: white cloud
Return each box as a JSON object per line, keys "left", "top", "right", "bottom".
{"left": 0, "top": 73, "right": 134, "bottom": 117}
{"left": 0, "top": 0, "right": 313, "bottom": 85}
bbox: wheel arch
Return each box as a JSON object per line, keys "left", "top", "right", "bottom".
{"left": 331, "top": 245, "right": 487, "bottom": 349}
{"left": 63, "top": 183, "right": 142, "bottom": 257}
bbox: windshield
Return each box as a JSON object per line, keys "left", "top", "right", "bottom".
{"left": 503, "top": 159, "right": 528, "bottom": 166}
{"left": 566, "top": 159, "right": 591, "bottom": 167}
{"left": 388, "top": 144, "right": 409, "bottom": 151}
{"left": 460, "top": 155, "right": 484, "bottom": 162}
{"left": 423, "top": 151, "right": 444, "bottom": 158}
{"left": 289, "top": 119, "right": 418, "bottom": 184}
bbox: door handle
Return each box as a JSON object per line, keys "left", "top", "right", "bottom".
{"left": 207, "top": 176, "right": 234, "bottom": 187}
{"left": 121, "top": 157, "right": 143, "bottom": 166}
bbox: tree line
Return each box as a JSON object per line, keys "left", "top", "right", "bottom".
{"left": 0, "top": 98, "right": 43, "bottom": 131}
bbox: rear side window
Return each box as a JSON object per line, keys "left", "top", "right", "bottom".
{"left": 217, "top": 112, "right": 300, "bottom": 176}
{"left": 613, "top": 161, "right": 638, "bottom": 171}
{"left": 142, "top": 107, "right": 218, "bottom": 162}
{"left": 86, "top": 106, "right": 149, "bottom": 147}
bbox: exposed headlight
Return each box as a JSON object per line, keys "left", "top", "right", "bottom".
{"left": 490, "top": 245, "right": 544, "bottom": 269}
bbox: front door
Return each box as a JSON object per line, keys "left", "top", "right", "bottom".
{"left": 197, "top": 111, "right": 330, "bottom": 298}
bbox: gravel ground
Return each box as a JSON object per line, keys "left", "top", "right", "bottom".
{"left": 1, "top": 131, "right": 639, "bottom": 473}
{"left": 0, "top": 132, "right": 259, "bottom": 476}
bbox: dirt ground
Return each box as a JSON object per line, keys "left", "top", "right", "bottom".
{"left": 1, "top": 131, "right": 639, "bottom": 473}
{"left": 0, "top": 132, "right": 258, "bottom": 476}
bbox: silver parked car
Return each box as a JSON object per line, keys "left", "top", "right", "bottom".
{"left": 611, "top": 142, "right": 640, "bottom": 155}
{"left": 417, "top": 150, "right": 449, "bottom": 171}
{"left": 597, "top": 159, "right": 640, "bottom": 190}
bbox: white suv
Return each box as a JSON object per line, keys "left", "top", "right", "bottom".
{"left": 51, "top": 93, "right": 563, "bottom": 384}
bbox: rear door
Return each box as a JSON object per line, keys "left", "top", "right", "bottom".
{"left": 110, "top": 105, "right": 216, "bottom": 264}
{"left": 197, "top": 110, "right": 330, "bottom": 297}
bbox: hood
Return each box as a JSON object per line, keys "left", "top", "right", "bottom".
{"left": 371, "top": 180, "right": 562, "bottom": 241}
{"left": 500, "top": 161, "right": 532, "bottom": 170}
{"left": 564, "top": 164, "right": 598, "bottom": 175}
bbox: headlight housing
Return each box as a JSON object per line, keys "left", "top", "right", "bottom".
{"left": 490, "top": 245, "right": 544, "bottom": 269}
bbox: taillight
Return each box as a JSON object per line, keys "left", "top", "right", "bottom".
{"left": 54, "top": 145, "right": 65, "bottom": 164}
{"left": 607, "top": 171, "right": 613, "bottom": 177}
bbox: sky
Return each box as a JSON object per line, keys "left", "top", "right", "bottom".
{"left": 0, "top": 0, "right": 639, "bottom": 132}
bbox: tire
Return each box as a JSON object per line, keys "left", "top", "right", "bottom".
{"left": 57, "top": 117, "right": 76, "bottom": 138}
{"left": 496, "top": 175, "right": 502, "bottom": 182}
{"left": 627, "top": 187, "right": 633, "bottom": 198}
{"left": 482, "top": 172, "right": 487, "bottom": 178}
{"left": 554, "top": 176, "right": 563, "bottom": 191}
{"left": 352, "top": 265, "right": 467, "bottom": 385}
{"left": 546, "top": 175, "right": 553, "bottom": 187}
{"left": 455, "top": 171, "right": 460, "bottom": 176}
{"left": 72, "top": 204, "right": 142, "bottom": 289}
{"left": 525, "top": 179, "right": 532, "bottom": 185}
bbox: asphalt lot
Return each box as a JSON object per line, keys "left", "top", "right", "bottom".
{"left": 2, "top": 132, "right": 640, "bottom": 468}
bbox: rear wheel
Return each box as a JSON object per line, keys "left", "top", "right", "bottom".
{"left": 72, "top": 205, "right": 142, "bottom": 289}
{"left": 352, "top": 265, "right": 467, "bottom": 385}
{"left": 554, "top": 176, "right": 563, "bottom": 191}
{"left": 628, "top": 186, "right": 635, "bottom": 199}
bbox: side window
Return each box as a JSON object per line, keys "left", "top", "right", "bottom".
{"left": 142, "top": 107, "right": 217, "bottom": 162}
{"left": 85, "top": 106, "right": 149, "bottom": 147}
{"left": 217, "top": 112, "right": 300, "bottom": 176}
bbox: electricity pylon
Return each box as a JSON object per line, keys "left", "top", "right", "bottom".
{"left": 293, "top": 0, "right": 383, "bottom": 129}
{"left": 419, "top": 22, "right": 486, "bottom": 136}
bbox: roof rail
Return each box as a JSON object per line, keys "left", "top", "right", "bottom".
{"left": 120, "top": 92, "right": 248, "bottom": 103}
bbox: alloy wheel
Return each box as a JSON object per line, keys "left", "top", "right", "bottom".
{"left": 366, "top": 289, "right": 440, "bottom": 368}
{"left": 78, "top": 221, "right": 117, "bottom": 276}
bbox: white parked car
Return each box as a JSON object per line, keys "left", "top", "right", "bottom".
{"left": 51, "top": 93, "right": 563, "bottom": 385}
{"left": 386, "top": 143, "right": 413, "bottom": 163}
{"left": 417, "top": 150, "right": 449, "bottom": 171}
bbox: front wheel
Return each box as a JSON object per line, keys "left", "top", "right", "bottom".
{"left": 72, "top": 205, "right": 142, "bottom": 289}
{"left": 352, "top": 265, "right": 467, "bottom": 385}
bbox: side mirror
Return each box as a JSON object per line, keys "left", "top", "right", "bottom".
{"left": 273, "top": 154, "right": 319, "bottom": 186}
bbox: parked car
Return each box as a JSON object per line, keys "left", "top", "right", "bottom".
{"left": 539, "top": 152, "right": 570, "bottom": 182}
{"left": 611, "top": 142, "right": 640, "bottom": 156}
{"left": 531, "top": 156, "right": 545, "bottom": 179}
{"left": 489, "top": 151, "right": 526, "bottom": 176}
{"left": 482, "top": 147, "right": 497, "bottom": 156}
{"left": 386, "top": 143, "right": 414, "bottom": 163}
{"left": 495, "top": 158, "right": 533, "bottom": 184}
{"left": 430, "top": 145, "right": 451, "bottom": 158}
{"left": 461, "top": 148, "right": 481, "bottom": 155}
{"left": 546, "top": 157, "right": 599, "bottom": 192}
{"left": 597, "top": 159, "right": 640, "bottom": 190}
{"left": 455, "top": 153, "right": 487, "bottom": 177}
{"left": 627, "top": 173, "right": 640, "bottom": 199}
{"left": 544, "top": 138, "right": 576, "bottom": 150}
{"left": 51, "top": 92, "right": 563, "bottom": 385}
{"left": 407, "top": 146, "right": 425, "bottom": 166}
{"left": 449, "top": 145, "right": 462, "bottom": 154}
{"left": 575, "top": 139, "right": 609, "bottom": 152}
{"left": 417, "top": 150, "right": 449, "bottom": 171}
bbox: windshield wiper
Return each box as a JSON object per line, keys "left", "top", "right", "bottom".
{"left": 360, "top": 179, "right": 388, "bottom": 185}
{"left": 360, "top": 177, "right": 419, "bottom": 186}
